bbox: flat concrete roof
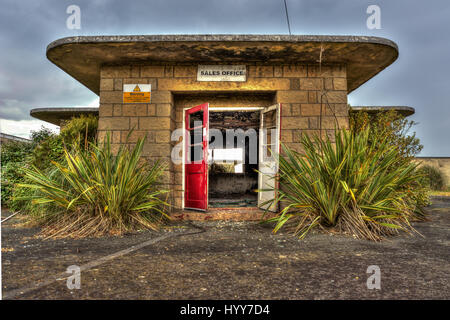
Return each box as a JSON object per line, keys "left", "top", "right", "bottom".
{"left": 30, "top": 107, "right": 99, "bottom": 126}
{"left": 46, "top": 34, "right": 399, "bottom": 95}
{"left": 350, "top": 106, "right": 415, "bottom": 116}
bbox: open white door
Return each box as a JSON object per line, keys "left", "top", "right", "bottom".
{"left": 258, "top": 104, "right": 281, "bottom": 211}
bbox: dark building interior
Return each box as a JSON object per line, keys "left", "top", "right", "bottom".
{"left": 208, "top": 111, "right": 260, "bottom": 207}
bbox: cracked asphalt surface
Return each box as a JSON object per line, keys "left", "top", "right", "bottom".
{"left": 1, "top": 197, "right": 449, "bottom": 300}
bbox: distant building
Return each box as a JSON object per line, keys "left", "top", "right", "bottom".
{"left": 0, "top": 132, "right": 31, "bottom": 145}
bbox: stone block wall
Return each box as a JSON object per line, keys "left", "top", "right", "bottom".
{"left": 97, "top": 65, "right": 176, "bottom": 206}
{"left": 97, "top": 63, "right": 349, "bottom": 210}
{"left": 275, "top": 65, "right": 349, "bottom": 153}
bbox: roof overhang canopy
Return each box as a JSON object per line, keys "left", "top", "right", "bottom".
{"left": 30, "top": 108, "right": 99, "bottom": 126}
{"left": 46, "top": 35, "right": 399, "bottom": 95}
{"left": 350, "top": 106, "right": 415, "bottom": 117}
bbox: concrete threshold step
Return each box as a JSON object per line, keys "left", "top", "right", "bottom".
{"left": 171, "top": 207, "right": 277, "bottom": 221}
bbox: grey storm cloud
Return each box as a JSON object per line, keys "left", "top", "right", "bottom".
{"left": 0, "top": 0, "right": 449, "bottom": 155}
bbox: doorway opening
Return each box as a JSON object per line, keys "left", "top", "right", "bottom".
{"left": 208, "top": 110, "right": 260, "bottom": 208}
{"left": 179, "top": 92, "right": 280, "bottom": 212}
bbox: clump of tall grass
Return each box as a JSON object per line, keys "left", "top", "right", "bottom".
{"left": 18, "top": 133, "right": 169, "bottom": 238}
{"left": 263, "top": 127, "right": 423, "bottom": 241}
{"left": 417, "top": 165, "right": 446, "bottom": 191}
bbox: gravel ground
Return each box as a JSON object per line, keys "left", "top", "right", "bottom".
{"left": 1, "top": 198, "right": 449, "bottom": 300}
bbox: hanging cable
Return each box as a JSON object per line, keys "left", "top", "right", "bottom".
{"left": 283, "top": 0, "right": 292, "bottom": 35}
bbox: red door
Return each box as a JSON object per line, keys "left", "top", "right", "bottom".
{"left": 184, "top": 103, "right": 209, "bottom": 211}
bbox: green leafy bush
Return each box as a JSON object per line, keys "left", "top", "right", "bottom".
{"left": 1, "top": 116, "right": 99, "bottom": 211}
{"left": 30, "top": 133, "right": 64, "bottom": 170}
{"left": 29, "top": 115, "right": 98, "bottom": 171}
{"left": 350, "top": 109, "right": 423, "bottom": 159}
{"left": 60, "top": 114, "right": 98, "bottom": 146}
{"left": 417, "top": 165, "right": 446, "bottom": 191}
{"left": 2, "top": 128, "right": 63, "bottom": 211}
{"left": 263, "top": 128, "right": 422, "bottom": 241}
{"left": 30, "top": 126, "right": 55, "bottom": 148}
{"left": 19, "top": 133, "right": 169, "bottom": 238}
{"left": 350, "top": 109, "right": 430, "bottom": 212}
{"left": 1, "top": 140, "right": 33, "bottom": 205}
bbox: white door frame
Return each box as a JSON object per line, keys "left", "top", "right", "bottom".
{"left": 257, "top": 104, "right": 281, "bottom": 212}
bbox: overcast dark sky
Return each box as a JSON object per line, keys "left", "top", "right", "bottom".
{"left": 0, "top": 0, "right": 449, "bottom": 155}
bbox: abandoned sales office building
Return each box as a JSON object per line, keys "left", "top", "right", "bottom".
{"left": 32, "top": 35, "right": 414, "bottom": 218}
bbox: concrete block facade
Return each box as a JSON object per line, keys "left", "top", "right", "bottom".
{"left": 97, "top": 63, "right": 349, "bottom": 210}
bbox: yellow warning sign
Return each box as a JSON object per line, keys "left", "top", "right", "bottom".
{"left": 123, "top": 84, "right": 151, "bottom": 103}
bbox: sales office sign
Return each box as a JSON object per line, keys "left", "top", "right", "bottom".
{"left": 197, "top": 65, "right": 246, "bottom": 82}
